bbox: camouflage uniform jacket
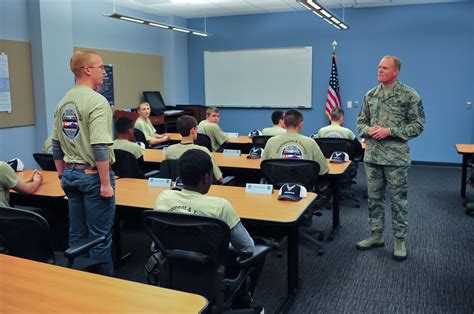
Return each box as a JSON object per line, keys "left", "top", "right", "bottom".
{"left": 357, "top": 80, "right": 425, "bottom": 166}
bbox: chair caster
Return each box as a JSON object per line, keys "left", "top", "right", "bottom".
{"left": 276, "top": 251, "right": 283, "bottom": 258}
{"left": 317, "top": 249, "right": 324, "bottom": 256}
{"left": 355, "top": 204, "right": 361, "bottom": 208}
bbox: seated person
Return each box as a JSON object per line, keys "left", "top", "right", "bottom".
{"left": 313, "top": 108, "right": 356, "bottom": 140}
{"left": 43, "top": 136, "right": 53, "bottom": 154}
{"left": 262, "top": 109, "right": 329, "bottom": 175}
{"left": 134, "top": 102, "right": 170, "bottom": 146}
{"left": 113, "top": 117, "right": 145, "bottom": 167}
{"left": 154, "top": 149, "right": 254, "bottom": 254}
{"left": 165, "top": 115, "right": 225, "bottom": 184}
{"left": 197, "top": 107, "right": 228, "bottom": 151}
{"left": 262, "top": 110, "right": 286, "bottom": 136}
{"left": 0, "top": 162, "right": 43, "bottom": 207}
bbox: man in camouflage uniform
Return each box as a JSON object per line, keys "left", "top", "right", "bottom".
{"left": 356, "top": 55, "right": 425, "bottom": 261}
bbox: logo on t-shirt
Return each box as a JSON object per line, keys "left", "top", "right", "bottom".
{"left": 281, "top": 145, "right": 303, "bottom": 159}
{"left": 61, "top": 108, "right": 80, "bottom": 140}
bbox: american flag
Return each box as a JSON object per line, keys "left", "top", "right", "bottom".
{"left": 325, "top": 52, "right": 342, "bottom": 118}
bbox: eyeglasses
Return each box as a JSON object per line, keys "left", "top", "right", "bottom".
{"left": 81, "top": 64, "right": 105, "bottom": 70}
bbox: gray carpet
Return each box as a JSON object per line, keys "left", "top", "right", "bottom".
{"left": 116, "top": 164, "right": 474, "bottom": 313}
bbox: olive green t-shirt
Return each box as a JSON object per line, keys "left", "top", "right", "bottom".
{"left": 197, "top": 120, "right": 228, "bottom": 152}
{"left": 112, "top": 139, "right": 143, "bottom": 159}
{"left": 0, "top": 161, "right": 20, "bottom": 207}
{"left": 154, "top": 189, "right": 240, "bottom": 229}
{"left": 52, "top": 85, "right": 115, "bottom": 166}
{"left": 262, "top": 132, "right": 329, "bottom": 175}
{"left": 314, "top": 124, "right": 356, "bottom": 140}
{"left": 43, "top": 136, "right": 53, "bottom": 154}
{"left": 164, "top": 143, "right": 223, "bottom": 181}
{"left": 134, "top": 117, "right": 156, "bottom": 142}
{"left": 262, "top": 125, "right": 286, "bottom": 136}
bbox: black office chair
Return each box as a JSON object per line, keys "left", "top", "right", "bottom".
{"left": 260, "top": 158, "right": 325, "bottom": 255}
{"left": 0, "top": 206, "right": 106, "bottom": 271}
{"left": 195, "top": 133, "right": 213, "bottom": 152}
{"left": 33, "top": 153, "right": 56, "bottom": 171}
{"left": 158, "top": 159, "right": 180, "bottom": 181}
{"left": 251, "top": 135, "right": 272, "bottom": 149}
{"left": 134, "top": 128, "right": 168, "bottom": 149}
{"left": 141, "top": 210, "right": 270, "bottom": 314}
{"left": 315, "top": 138, "right": 361, "bottom": 207}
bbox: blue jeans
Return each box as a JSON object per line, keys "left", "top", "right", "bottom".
{"left": 62, "top": 168, "right": 116, "bottom": 276}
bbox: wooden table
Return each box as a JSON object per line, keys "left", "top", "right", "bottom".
{"left": 14, "top": 170, "right": 64, "bottom": 198}
{"left": 0, "top": 254, "right": 207, "bottom": 313}
{"left": 115, "top": 179, "right": 316, "bottom": 310}
{"left": 167, "top": 132, "right": 252, "bottom": 145}
{"left": 456, "top": 144, "right": 474, "bottom": 205}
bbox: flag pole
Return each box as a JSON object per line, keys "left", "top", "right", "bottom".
{"left": 332, "top": 40, "right": 337, "bottom": 52}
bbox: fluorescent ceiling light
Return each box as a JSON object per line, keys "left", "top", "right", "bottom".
{"left": 297, "top": 0, "right": 350, "bottom": 30}
{"left": 104, "top": 13, "right": 211, "bottom": 37}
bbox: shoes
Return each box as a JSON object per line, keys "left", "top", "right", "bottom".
{"left": 393, "top": 238, "right": 407, "bottom": 261}
{"left": 356, "top": 234, "right": 384, "bottom": 250}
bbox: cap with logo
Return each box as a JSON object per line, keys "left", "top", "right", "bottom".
{"left": 278, "top": 184, "right": 307, "bottom": 201}
{"left": 248, "top": 129, "right": 263, "bottom": 138}
{"left": 7, "top": 158, "right": 24, "bottom": 172}
{"left": 329, "top": 151, "right": 349, "bottom": 163}
{"left": 247, "top": 147, "right": 264, "bottom": 159}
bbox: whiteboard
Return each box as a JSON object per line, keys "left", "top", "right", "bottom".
{"left": 204, "top": 47, "right": 312, "bottom": 108}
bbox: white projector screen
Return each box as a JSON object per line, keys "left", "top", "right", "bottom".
{"left": 204, "top": 47, "right": 312, "bottom": 108}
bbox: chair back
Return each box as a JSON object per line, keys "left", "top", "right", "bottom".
{"left": 0, "top": 206, "right": 56, "bottom": 264}
{"left": 260, "top": 158, "right": 320, "bottom": 191}
{"left": 158, "top": 159, "right": 180, "bottom": 181}
{"left": 33, "top": 153, "right": 56, "bottom": 171}
{"left": 134, "top": 128, "right": 147, "bottom": 146}
{"left": 141, "top": 210, "right": 230, "bottom": 301}
{"left": 252, "top": 135, "right": 273, "bottom": 148}
{"left": 314, "top": 138, "right": 356, "bottom": 159}
{"left": 195, "top": 133, "right": 213, "bottom": 152}
{"left": 112, "top": 149, "right": 145, "bottom": 179}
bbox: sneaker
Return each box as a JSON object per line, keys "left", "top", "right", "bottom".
{"left": 393, "top": 238, "right": 407, "bottom": 261}
{"left": 356, "top": 234, "right": 384, "bottom": 250}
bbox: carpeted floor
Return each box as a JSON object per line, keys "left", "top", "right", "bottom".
{"left": 115, "top": 164, "right": 474, "bottom": 313}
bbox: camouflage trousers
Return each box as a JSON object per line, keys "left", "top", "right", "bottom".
{"left": 364, "top": 163, "right": 409, "bottom": 239}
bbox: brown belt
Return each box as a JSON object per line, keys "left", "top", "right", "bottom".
{"left": 65, "top": 163, "right": 94, "bottom": 170}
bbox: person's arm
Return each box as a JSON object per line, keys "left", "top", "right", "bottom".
{"left": 230, "top": 222, "right": 255, "bottom": 255}
{"left": 52, "top": 139, "right": 65, "bottom": 177}
{"left": 148, "top": 135, "right": 169, "bottom": 146}
{"left": 356, "top": 95, "right": 371, "bottom": 138}
{"left": 14, "top": 170, "right": 43, "bottom": 195}
{"left": 388, "top": 96, "right": 425, "bottom": 141}
{"left": 92, "top": 144, "right": 113, "bottom": 198}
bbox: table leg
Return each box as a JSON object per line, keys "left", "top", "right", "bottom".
{"left": 276, "top": 223, "right": 299, "bottom": 313}
{"left": 460, "top": 154, "right": 468, "bottom": 203}
{"left": 327, "top": 175, "right": 341, "bottom": 241}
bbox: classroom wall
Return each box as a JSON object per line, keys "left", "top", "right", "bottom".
{"left": 0, "top": 0, "right": 189, "bottom": 167}
{"left": 188, "top": 2, "right": 474, "bottom": 163}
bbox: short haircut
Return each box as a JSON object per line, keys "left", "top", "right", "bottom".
{"left": 179, "top": 149, "right": 213, "bottom": 187}
{"left": 271, "top": 110, "right": 285, "bottom": 125}
{"left": 330, "top": 108, "right": 344, "bottom": 121}
{"left": 383, "top": 55, "right": 401, "bottom": 71}
{"left": 70, "top": 50, "right": 99, "bottom": 76}
{"left": 176, "top": 115, "right": 197, "bottom": 137}
{"left": 137, "top": 102, "right": 150, "bottom": 110}
{"left": 284, "top": 109, "right": 303, "bottom": 128}
{"left": 115, "top": 117, "right": 134, "bottom": 134}
{"left": 206, "top": 107, "right": 219, "bottom": 116}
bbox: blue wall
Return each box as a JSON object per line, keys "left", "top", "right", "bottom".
{"left": 188, "top": 2, "right": 474, "bottom": 163}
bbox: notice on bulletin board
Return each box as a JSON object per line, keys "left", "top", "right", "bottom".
{"left": 99, "top": 64, "right": 114, "bottom": 107}
{"left": 0, "top": 54, "right": 12, "bottom": 113}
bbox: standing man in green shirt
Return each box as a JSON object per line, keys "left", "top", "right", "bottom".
{"left": 165, "top": 115, "right": 224, "bottom": 184}
{"left": 198, "top": 107, "right": 228, "bottom": 151}
{"left": 314, "top": 108, "right": 356, "bottom": 140}
{"left": 134, "top": 102, "right": 170, "bottom": 147}
{"left": 356, "top": 55, "right": 425, "bottom": 261}
{"left": 262, "top": 109, "right": 329, "bottom": 175}
{"left": 52, "top": 50, "right": 116, "bottom": 276}
{"left": 262, "top": 110, "right": 286, "bottom": 136}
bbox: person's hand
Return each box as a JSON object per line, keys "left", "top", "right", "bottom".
{"left": 161, "top": 134, "right": 170, "bottom": 141}
{"left": 32, "top": 169, "right": 43, "bottom": 183}
{"left": 370, "top": 125, "right": 391, "bottom": 140}
{"left": 100, "top": 183, "right": 114, "bottom": 198}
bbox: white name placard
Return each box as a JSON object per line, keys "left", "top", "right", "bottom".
{"left": 227, "top": 132, "right": 239, "bottom": 138}
{"left": 223, "top": 149, "right": 241, "bottom": 157}
{"left": 148, "top": 177, "right": 172, "bottom": 188}
{"left": 245, "top": 183, "right": 273, "bottom": 195}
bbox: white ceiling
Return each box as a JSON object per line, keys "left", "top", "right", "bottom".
{"left": 105, "top": 0, "right": 467, "bottom": 18}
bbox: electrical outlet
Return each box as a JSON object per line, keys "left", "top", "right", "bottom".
{"left": 354, "top": 101, "right": 359, "bottom": 108}
{"left": 347, "top": 101, "right": 352, "bottom": 108}
{"left": 467, "top": 101, "right": 472, "bottom": 109}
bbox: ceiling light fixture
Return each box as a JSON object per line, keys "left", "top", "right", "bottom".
{"left": 297, "top": 0, "right": 350, "bottom": 30}
{"left": 104, "top": 13, "right": 211, "bottom": 37}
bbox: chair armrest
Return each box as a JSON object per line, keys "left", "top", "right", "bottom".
{"left": 145, "top": 170, "right": 160, "bottom": 178}
{"left": 222, "top": 176, "right": 235, "bottom": 185}
{"left": 149, "top": 144, "right": 169, "bottom": 149}
{"left": 64, "top": 236, "right": 106, "bottom": 259}
{"left": 235, "top": 244, "right": 271, "bottom": 269}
